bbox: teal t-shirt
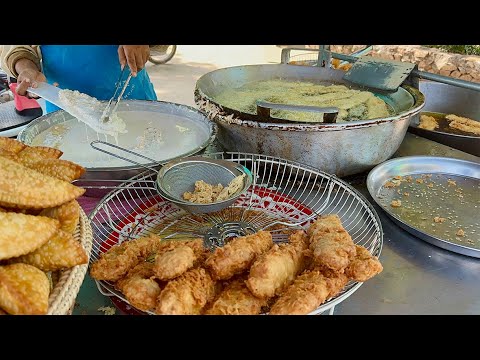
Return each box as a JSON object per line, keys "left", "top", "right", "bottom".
{"left": 40, "top": 45, "right": 157, "bottom": 113}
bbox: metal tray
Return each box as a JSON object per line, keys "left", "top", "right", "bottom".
{"left": 367, "top": 156, "right": 480, "bottom": 258}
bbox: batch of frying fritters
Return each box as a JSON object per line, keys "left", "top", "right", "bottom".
{"left": 0, "top": 137, "right": 88, "bottom": 315}
{"left": 90, "top": 214, "right": 383, "bottom": 315}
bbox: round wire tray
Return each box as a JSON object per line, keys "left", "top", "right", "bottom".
{"left": 89, "top": 152, "right": 383, "bottom": 315}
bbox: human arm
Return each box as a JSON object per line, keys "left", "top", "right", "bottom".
{"left": 117, "top": 45, "right": 150, "bottom": 77}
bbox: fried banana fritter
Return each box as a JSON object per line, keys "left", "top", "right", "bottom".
{"left": 246, "top": 230, "right": 309, "bottom": 298}
{"left": 90, "top": 234, "right": 163, "bottom": 282}
{"left": 0, "top": 212, "right": 60, "bottom": 260}
{"left": 116, "top": 262, "right": 161, "bottom": 312}
{"left": 40, "top": 200, "right": 80, "bottom": 234}
{"left": 205, "top": 277, "right": 266, "bottom": 315}
{"left": 0, "top": 263, "right": 50, "bottom": 315}
{"left": 154, "top": 245, "right": 197, "bottom": 281}
{"left": 307, "top": 215, "right": 356, "bottom": 272}
{"left": 345, "top": 245, "right": 383, "bottom": 282}
{"left": 418, "top": 115, "right": 439, "bottom": 131}
{"left": 0, "top": 156, "right": 85, "bottom": 209}
{"left": 269, "top": 270, "right": 348, "bottom": 315}
{"left": 155, "top": 267, "right": 215, "bottom": 315}
{"left": 9, "top": 229, "right": 88, "bottom": 271}
{"left": 205, "top": 230, "right": 273, "bottom": 280}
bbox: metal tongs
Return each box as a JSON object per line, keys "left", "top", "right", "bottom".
{"left": 100, "top": 68, "right": 132, "bottom": 123}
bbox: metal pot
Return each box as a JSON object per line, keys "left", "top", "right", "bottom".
{"left": 18, "top": 100, "right": 217, "bottom": 181}
{"left": 195, "top": 64, "right": 425, "bottom": 177}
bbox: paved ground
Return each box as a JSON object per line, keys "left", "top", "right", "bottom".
{"left": 145, "top": 45, "right": 283, "bottom": 106}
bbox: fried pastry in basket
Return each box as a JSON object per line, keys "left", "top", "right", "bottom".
{"left": 8, "top": 229, "right": 88, "bottom": 272}
{"left": 345, "top": 245, "right": 383, "bottom": 282}
{"left": 307, "top": 214, "right": 356, "bottom": 272}
{"left": 16, "top": 145, "right": 63, "bottom": 165}
{"left": 153, "top": 245, "right": 198, "bottom": 281}
{"left": 0, "top": 263, "right": 50, "bottom": 315}
{"left": 155, "top": 267, "right": 215, "bottom": 315}
{"left": 205, "top": 230, "right": 273, "bottom": 280}
{"left": 40, "top": 200, "right": 80, "bottom": 234}
{"left": 246, "top": 230, "right": 309, "bottom": 299}
{"left": 0, "top": 137, "right": 26, "bottom": 154}
{"left": 269, "top": 269, "right": 348, "bottom": 315}
{"left": 24, "top": 158, "right": 86, "bottom": 182}
{"left": 0, "top": 156, "right": 85, "bottom": 209}
{"left": 0, "top": 212, "right": 60, "bottom": 260}
{"left": 204, "top": 277, "right": 267, "bottom": 315}
{"left": 116, "top": 262, "right": 162, "bottom": 312}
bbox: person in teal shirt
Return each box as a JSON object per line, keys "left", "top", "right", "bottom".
{"left": 11, "top": 45, "right": 157, "bottom": 113}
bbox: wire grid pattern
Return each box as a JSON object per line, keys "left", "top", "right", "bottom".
{"left": 89, "top": 152, "right": 383, "bottom": 315}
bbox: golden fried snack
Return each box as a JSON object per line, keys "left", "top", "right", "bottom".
{"left": 205, "top": 230, "right": 273, "bottom": 280}
{"left": 16, "top": 145, "right": 63, "bottom": 165}
{"left": 25, "top": 158, "right": 86, "bottom": 182}
{"left": 40, "top": 200, "right": 80, "bottom": 234}
{"left": 269, "top": 270, "right": 348, "bottom": 315}
{"left": 155, "top": 267, "right": 215, "bottom": 315}
{"left": 205, "top": 277, "right": 267, "bottom": 315}
{"left": 0, "top": 263, "right": 50, "bottom": 315}
{"left": 0, "top": 148, "right": 19, "bottom": 161}
{"left": 9, "top": 229, "right": 88, "bottom": 271}
{"left": 0, "top": 212, "right": 60, "bottom": 260}
{"left": 116, "top": 262, "right": 161, "bottom": 312}
{"left": 154, "top": 245, "right": 197, "bottom": 281}
{"left": 90, "top": 234, "right": 163, "bottom": 282}
{"left": 0, "top": 307, "right": 7, "bottom": 315}
{"left": 418, "top": 114, "right": 439, "bottom": 131}
{"left": 246, "top": 230, "right": 309, "bottom": 298}
{"left": 0, "top": 157, "right": 85, "bottom": 210}
{"left": 0, "top": 137, "right": 26, "bottom": 154}
{"left": 345, "top": 245, "right": 383, "bottom": 282}
{"left": 307, "top": 215, "right": 356, "bottom": 272}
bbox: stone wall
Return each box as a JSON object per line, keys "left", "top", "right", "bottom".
{"left": 330, "top": 45, "right": 480, "bottom": 83}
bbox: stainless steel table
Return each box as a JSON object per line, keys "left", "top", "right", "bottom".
{"left": 73, "top": 133, "right": 480, "bottom": 315}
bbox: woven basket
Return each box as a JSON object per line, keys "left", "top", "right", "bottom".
{"left": 47, "top": 207, "right": 93, "bottom": 315}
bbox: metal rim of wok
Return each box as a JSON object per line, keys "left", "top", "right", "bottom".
{"left": 195, "top": 64, "right": 425, "bottom": 131}
{"left": 17, "top": 99, "right": 218, "bottom": 173}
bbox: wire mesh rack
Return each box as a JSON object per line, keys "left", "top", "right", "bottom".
{"left": 89, "top": 151, "right": 383, "bottom": 315}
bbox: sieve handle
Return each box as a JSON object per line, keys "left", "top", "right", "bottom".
{"left": 256, "top": 100, "right": 339, "bottom": 123}
{"left": 90, "top": 140, "right": 160, "bottom": 173}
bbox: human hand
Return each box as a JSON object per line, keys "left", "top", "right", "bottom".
{"left": 16, "top": 67, "right": 47, "bottom": 98}
{"left": 118, "top": 45, "right": 150, "bottom": 77}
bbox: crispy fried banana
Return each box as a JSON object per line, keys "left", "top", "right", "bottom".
{"left": 0, "top": 137, "right": 26, "bottom": 154}
{"left": 25, "top": 158, "right": 86, "bottom": 182}
{"left": 8, "top": 229, "right": 88, "bottom": 271}
{"left": 307, "top": 215, "right": 356, "bottom": 272}
{"left": 0, "top": 263, "right": 50, "bottom": 315}
{"left": 345, "top": 245, "right": 383, "bottom": 282}
{"left": 90, "top": 234, "right": 163, "bottom": 282}
{"left": 153, "top": 245, "right": 197, "bottom": 281}
{"left": 116, "top": 262, "right": 161, "bottom": 312}
{"left": 205, "top": 230, "right": 273, "bottom": 280}
{"left": 0, "top": 212, "right": 60, "bottom": 260}
{"left": 205, "top": 277, "right": 266, "bottom": 315}
{"left": 269, "top": 270, "right": 348, "bottom": 315}
{"left": 246, "top": 230, "right": 309, "bottom": 298}
{"left": 155, "top": 267, "right": 215, "bottom": 315}
{"left": 40, "top": 200, "right": 80, "bottom": 234}
{"left": 0, "top": 156, "right": 85, "bottom": 209}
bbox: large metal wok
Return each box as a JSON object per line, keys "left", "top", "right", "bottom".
{"left": 195, "top": 64, "right": 425, "bottom": 177}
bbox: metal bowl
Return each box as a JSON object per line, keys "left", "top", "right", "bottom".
{"left": 156, "top": 156, "right": 253, "bottom": 214}
{"left": 17, "top": 100, "right": 217, "bottom": 181}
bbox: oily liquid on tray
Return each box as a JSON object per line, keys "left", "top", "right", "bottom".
{"left": 31, "top": 111, "right": 210, "bottom": 168}
{"left": 418, "top": 112, "right": 480, "bottom": 137}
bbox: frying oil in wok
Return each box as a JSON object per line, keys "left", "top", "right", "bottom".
{"left": 31, "top": 111, "right": 211, "bottom": 168}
